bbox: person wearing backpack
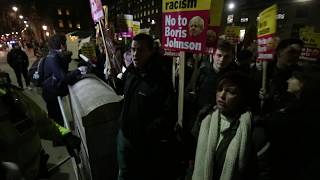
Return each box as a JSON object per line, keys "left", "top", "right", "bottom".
{"left": 7, "top": 43, "right": 31, "bottom": 89}
{"left": 41, "top": 34, "right": 87, "bottom": 126}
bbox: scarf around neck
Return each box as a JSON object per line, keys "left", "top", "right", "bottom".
{"left": 192, "top": 110, "right": 252, "bottom": 180}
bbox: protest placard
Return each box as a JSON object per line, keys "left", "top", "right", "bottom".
{"left": 90, "top": 0, "right": 104, "bottom": 22}
{"left": 257, "top": 4, "right": 277, "bottom": 61}
{"left": 162, "top": 0, "right": 211, "bottom": 53}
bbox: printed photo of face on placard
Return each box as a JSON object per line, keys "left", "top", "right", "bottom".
{"left": 189, "top": 16, "right": 204, "bottom": 37}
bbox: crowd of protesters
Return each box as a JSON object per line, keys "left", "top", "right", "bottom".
{"left": 82, "top": 34, "right": 320, "bottom": 180}
{"left": 2, "top": 30, "right": 320, "bottom": 180}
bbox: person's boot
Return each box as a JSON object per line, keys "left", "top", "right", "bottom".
{"left": 37, "top": 150, "right": 50, "bottom": 178}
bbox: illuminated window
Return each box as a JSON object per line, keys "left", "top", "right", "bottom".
{"left": 140, "top": 19, "right": 143, "bottom": 23}
{"left": 77, "top": 23, "right": 81, "bottom": 29}
{"left": 66, "top": 9, "right": 70, "bottom": 15}
{"left": 147, "top": 10, "right": 150, "bottom": 15}
{"left": 227, "top": 14, "right": 234, "bottom": 24}
{"left": 155, "top": 9, "right": 158, "bottom": 13}
{"left": 152, "top": 10, "right": 154, "bottom": 14}
{"left": 68, "top": 20, "right": 72, "bottom": 28}
{"left": 57, "top": 9, "right": 62, "bottom": 15}
{"left": 148, "top": 18, "right": 150, "bottom": 22}
{"left": 144, "top": 11, "right": 146, "bottom": 16}
{"left": 58, "top": 20, "right": 64, "bottom": 28}
{"left": 240, "top": 18, "right": 249, "bottom": 23}
{"left": 152, "top": 0, "right": 154, "bottom": 6}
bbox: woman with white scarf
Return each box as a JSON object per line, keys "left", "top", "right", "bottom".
{"left": 192, "top": 72, "right": 271, "bottom": 180}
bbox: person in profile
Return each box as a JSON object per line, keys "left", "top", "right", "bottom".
{"left": 206, "top": 29, "right": 217, "bottom": 47}
{"left": 189, "top": 16, "right": 204, "bottom": 37}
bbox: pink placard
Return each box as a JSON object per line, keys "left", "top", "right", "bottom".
{"left": 90, "top": 0, "right": 104, "bottom": 22}
{"left": 162, "top": 11, "right": 209, "bottom": 53}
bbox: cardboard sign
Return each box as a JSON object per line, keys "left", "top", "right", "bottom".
{"left": 257, "top": 4, "right": 277, "bottom": 61}
{"left": 132, "top": 21, "right": 141, "bottom": 37}
{"left": 300, "top": 31, "right": 320, "bottom": 61}
{"left": 224, "top": 26, "right": 241, "bottom": 45}
{"left": 81, "top": 42, "right": 97, "bottom": 62}
{"left": 162, "top": 0, "right": 211, "bottom": 53}
{"left": 117, "top": 14, "right": 133, "bottom": 37}
{"left": 90, "top": 0, "right": 104, "bottom": 22}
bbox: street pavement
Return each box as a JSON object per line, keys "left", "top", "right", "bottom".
{"left": 0, "top": 48, "right": 77, "bottom": 180}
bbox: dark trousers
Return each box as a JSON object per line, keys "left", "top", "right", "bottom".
{"left": 45, "top": 97, "right": 64, "bottom": 126}
{"left": 13, "top": 67, "right": 30, "bottom": 88}
{"left": 117, "top": 130, "right": 180, "bottom": 180}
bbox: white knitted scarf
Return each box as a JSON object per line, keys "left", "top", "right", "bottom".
{"left": 192, "top": 110, "right": 252, "bottom": 180}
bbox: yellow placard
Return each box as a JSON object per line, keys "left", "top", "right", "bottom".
{"left": 81, "top": 42, "right": 96, "bottom": 59}
{"left": 300, "top": 32, "right": 320, "bottom": 48}
{"left": 224, "top": 26, "right": 241, "bottom": 44}
{"left": 163, "top": 0, "right": 212, "bottom": 13}
{"left": 257, "top": 4, "right": 277, "bottom": 37}
{"left": 209, "top": 0, "right": 224, "bottom": 26}
{"left": 225, "top": 26, "right": 241, "bottom": 37}
{"left": 132, "top": 21, "right": 141, "bottom": 36}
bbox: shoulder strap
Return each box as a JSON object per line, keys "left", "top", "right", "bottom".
{"left": 37, "top": 57, "right": 45, "bottom": 71}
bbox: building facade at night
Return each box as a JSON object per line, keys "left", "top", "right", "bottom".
{"left": 221, "top": 0, "right": 320, "bottom": 40}
{"left": 107, "top": 0, "right": 162, "bottom": 39}
{"left": 34, "top": 0, "right": 93, "bottom": 34}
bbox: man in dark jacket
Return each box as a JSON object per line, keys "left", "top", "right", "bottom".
{"left": 117, "top": 34, "right": 177, "bottom": 180}
{"left": 41, "top": 34, "right": 86, "bottom": 126}
{"left": 262, "top": 38, "right": 304, "bottom": 114}
{"left": 196, "top": 40, "right": 238, "bottom": 110}
{"left": 7, "top": 43, "right": 30, "bottom": 89}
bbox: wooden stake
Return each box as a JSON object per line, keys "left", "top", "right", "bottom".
{"left": 178, "top": 51, "right": 185, "bottom": 127}
{"left": 98, "top": 20, "right": 111, "bottom": 74}
{"left": 261, "top": 61, "right": 268, "bottom": 108}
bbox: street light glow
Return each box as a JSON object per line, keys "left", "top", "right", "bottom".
{"left": 23, "top": 20, "right": 27, "bottom": 24}
{"left": 45, "top": 32, "right": 50, "bottom": 37}
{"left": 12, "top": 6, "right": 18, "bottom": 12}
{"left": 26, "top": 24, "right": 29, "bottom": 27}
{"left": 19, "top": 15, "right": 23, "bottom": 19}
{"left": 42, "top": 25, "right": 48, "bottom": 31}
{"left": 228, "top": 2, "right": 235, "bottom": 10}
{"left": 151, "top": 20, "right": 156, "bottom": 24}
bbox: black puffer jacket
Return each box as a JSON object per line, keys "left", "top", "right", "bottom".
{"left": 118, "top": 54, "right": 176, "bottom": 145}
{"left": 262, "top": 100, "right": 320, "bottom": 180}
{"left": 7, "top": 48, "right": 29, "bottom": 69}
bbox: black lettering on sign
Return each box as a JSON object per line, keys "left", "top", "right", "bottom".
{"left": 165, "top": 0, "right": 197, "bottom": 10}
